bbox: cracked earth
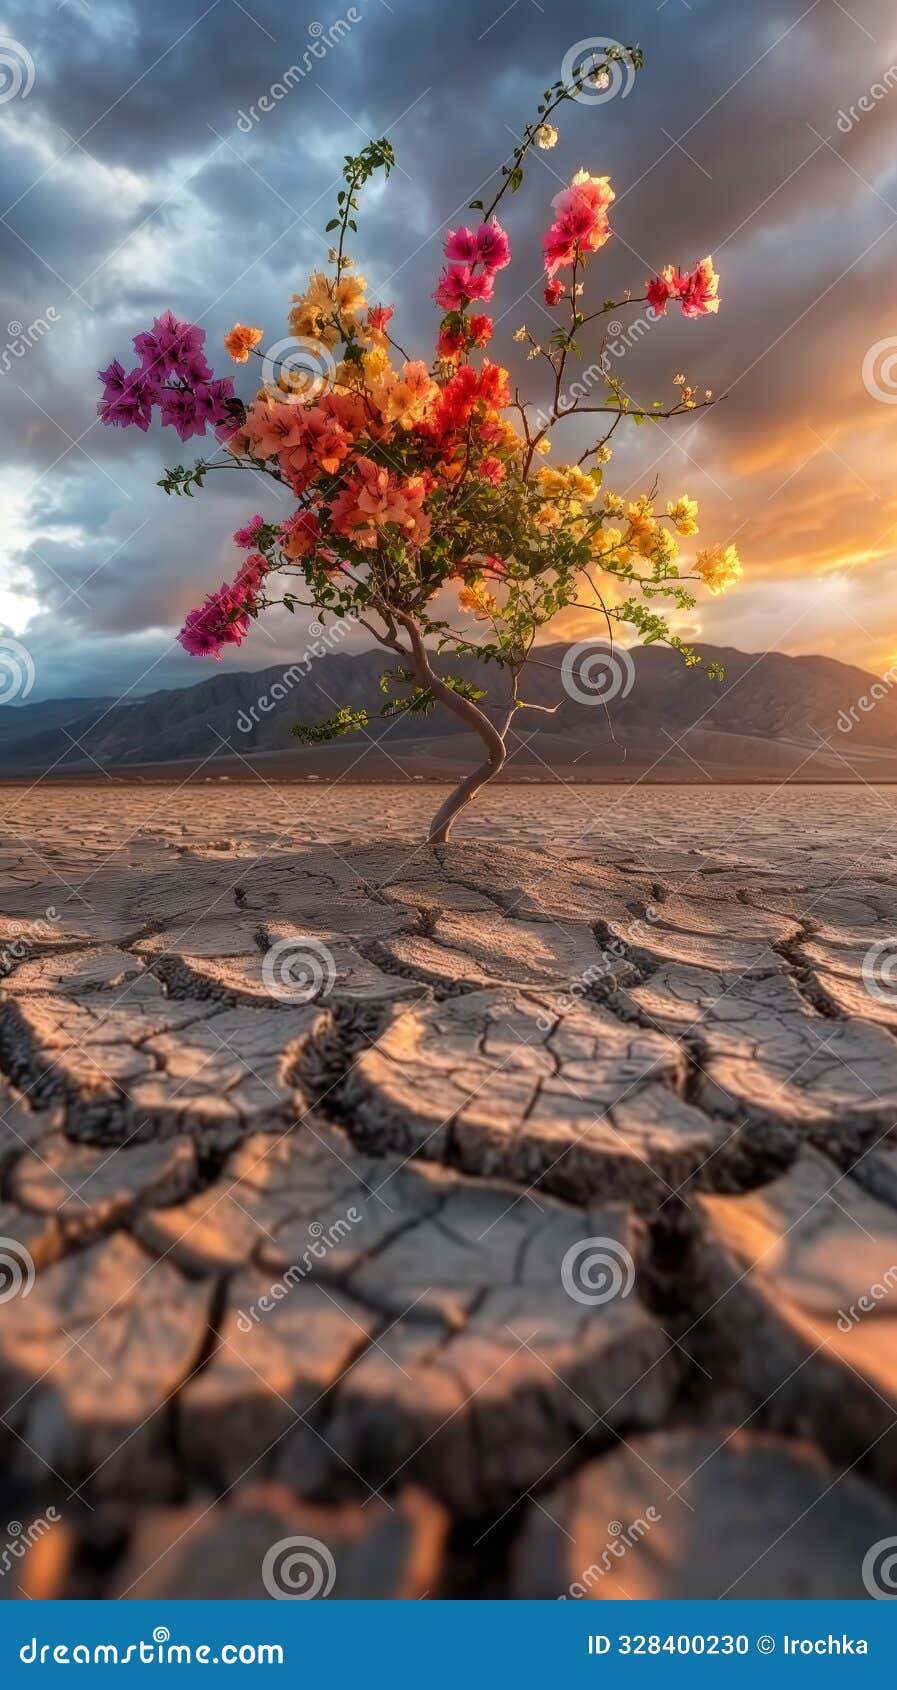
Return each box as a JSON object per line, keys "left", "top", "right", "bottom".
{"left": 1, "top": 782, "right": 897, "bottom": 1599}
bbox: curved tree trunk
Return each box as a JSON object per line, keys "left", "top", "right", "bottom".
{"left": 389, "top": 608, "right": 513, "bottom": 844}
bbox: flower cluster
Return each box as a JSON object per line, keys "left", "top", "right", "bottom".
{"left": 434, "top": 218, "right": 511, "bottom": 311}
{"left": 98, "top": 311, "right": 237, "bottom": 441}
{"left": 646, "top": 257, "right": 720, "bottom": 319}
{"left": 98, "top": 61, "right": 741, "bottom": 772}
{"left": 542, "top": 169, "right": 615, "bottom": 277}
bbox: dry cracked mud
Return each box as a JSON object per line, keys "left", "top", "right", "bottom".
{"left": 1, "top": 782, "right": 897, "bottom": 1600}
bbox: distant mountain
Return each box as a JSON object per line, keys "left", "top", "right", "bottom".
{"left": 0, "top": 644, "right": 894, "bottom": 781}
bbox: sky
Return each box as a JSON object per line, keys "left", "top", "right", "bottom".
{"left": 2, "top": 0, "right": 897, "bottom": 701}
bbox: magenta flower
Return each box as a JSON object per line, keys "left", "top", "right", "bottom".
{"left": 233, "top": 515, "right": 266, "bottom": 548}
{"left": 475, "top": 218, "right": 510, "bottom": 270}
{"left": 443, "top": 226, "right": 479, "bottom": 265}
{"left": 133, "top": 310, "right": 208, "bottom": 379}
{"left": 96, "top": 361, "right": 154, "bottom": 431}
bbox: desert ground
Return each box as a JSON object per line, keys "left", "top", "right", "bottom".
{"left": 1, "top": 781, "right": 897, "bottom": 1600}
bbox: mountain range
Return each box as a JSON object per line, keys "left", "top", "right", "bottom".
{"left": 1, "top": 643, "right": 895, "bottom": 782}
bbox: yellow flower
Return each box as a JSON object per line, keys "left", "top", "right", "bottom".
{"left": 603, "top": 490, "right": 625, "bottom": 516}
{"left": 223, "top": 323, "right": 263, "bottom": 363}
{"left": 288, "top": 270, "right": 368, "bottom": 348}
{"left": 535, "top": 464, "right": 597, "bottom": 504}
{"left": 459, "top": 581, "right": 498, "bottom": 616}
{"left": 536, "top": 123, "right": 558, "bottom": 149}
{"left": 626, "top": 498, "right": 657, "bottom": 554}
{"left": 667, "top": 494, "right": 699, "bottom": 536}
{"left": 695, "top": 542, "right": 742, "bottom": 594}
{"left": 564, "top": 465, "right": 598, "bottom": 503}
{"left": 513, "top": 325, "right": 528, "bottom": 342}
{"left": 536, "top": 466, "right": 569, "bottom": 500}
{"left": 534, "top": 437, "right": 552, "bottom": 455}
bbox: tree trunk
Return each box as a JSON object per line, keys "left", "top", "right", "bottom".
{"left": 389, "top": 609, "right": 512, "bottom": 844}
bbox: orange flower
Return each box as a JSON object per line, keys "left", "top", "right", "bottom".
{"left": 224, "top": 324, "right": 264, "bottom": 363}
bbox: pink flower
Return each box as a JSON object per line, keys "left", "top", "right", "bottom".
{"left": 542, "top": 226, "right": 577, "bottom": 277}
{"left": 233, "top": 515, "right": 265, "bottom": 548}
{"left": 646, "top": 257, "right": 720, "bottom": 318}
{"left": 645, "top": 266, "right": 682, "bottom": 315}
{"left": 96, "top": 361, "right": 155, "bottom": 431}
{"left": 542, "top": 172, "right": 614, "bottom": 275}
{"left": 679, "top": 256, "right": 720, "bottom": 318}
{"left": 178, "top": 606, "right": 223, "bottom": 659}
{"left": 133, "top": 311, "right": 210, "bottom": 381}
{"left": 479, "top": 456, "right": 506, "bottom": 484}
{"left": 178, "top": 571, "right": 259, "bottom": 659}
{"left": 544, "top": 278, "right": 565, "bottom": 306}
{"left": 443, "top": 226, "right": 480, "bottom": 265}
{"left": 475, "top": 218, "right": 510, "bottom": 270}
{"left": 434, "top": 264, "right": 495, "bottom": 310}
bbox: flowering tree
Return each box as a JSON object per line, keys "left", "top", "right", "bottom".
{"left": 99, "top": 47, "right": 741, "bottom": 844}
